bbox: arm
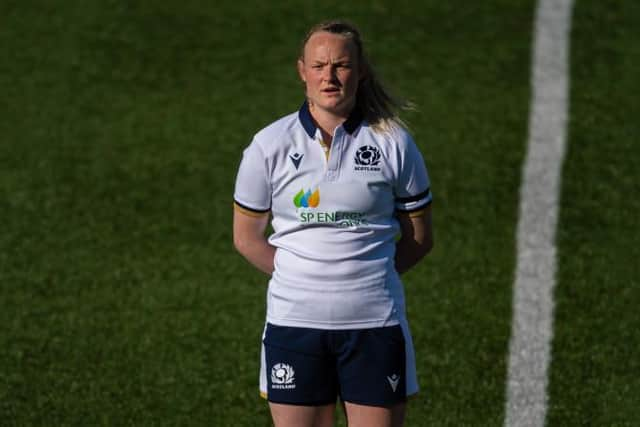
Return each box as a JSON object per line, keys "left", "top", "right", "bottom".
{"left": 394, "top": 205, "right": 433, "bottom": 274}
{"left": 233, "top": 207, "right": 276, "bottom": 275}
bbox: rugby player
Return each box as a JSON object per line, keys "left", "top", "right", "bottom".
{"left": 233, "top": 20, "right": 433, "bottom": 427}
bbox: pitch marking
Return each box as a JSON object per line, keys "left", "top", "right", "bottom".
{"left": 504, "top": 0, "right": 574, "bottom": 426}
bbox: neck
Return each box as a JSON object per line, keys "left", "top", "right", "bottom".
{"left": 309, "top": 103, "right": 353, "bottom": 145}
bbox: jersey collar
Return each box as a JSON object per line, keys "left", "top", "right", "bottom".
{"left": 298, "top": 100, "right": 363, "bottom": 138}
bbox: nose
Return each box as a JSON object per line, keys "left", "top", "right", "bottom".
{"left": 321, "top": 66, "right": 333, "bottom": 81}
{"left": 322, "top": 65, "right": 336, "bottom": 82}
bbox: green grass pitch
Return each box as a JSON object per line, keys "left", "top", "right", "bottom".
{"left": 0, "top": 1, "right": 638, "bottom": 425}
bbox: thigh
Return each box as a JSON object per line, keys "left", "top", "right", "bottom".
{"left": 344, "top": 401, "right": 406, "bottom": 427}
{"left": 269, "top": 402, "right": 336, "bottom": 427}
{"left": 263, "top": 323, "right": 337, "bottom": 405}
{"left": 335, "top": 325, "right": 407, "bottom": 406}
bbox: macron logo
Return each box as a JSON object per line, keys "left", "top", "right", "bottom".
{"left": 387, "top": 374, "right": 400, "bottom": 392}
{"left": 289, "top": 153, "right": 303, "bottom": 170}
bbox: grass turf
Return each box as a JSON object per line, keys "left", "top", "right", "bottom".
{"left": 0, "top": 1, "right": 577, "bottom": 425}
{"left": 547, "top": 1, "right": 640, "bottom": 425}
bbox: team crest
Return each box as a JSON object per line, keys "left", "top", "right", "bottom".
{"left": 354, "top": 145, "right": 381, "bottom": 171}
{"left": 271, "top": 363, "right": 296, "bottom": 389}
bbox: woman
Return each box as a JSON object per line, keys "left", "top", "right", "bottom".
{"left": 233, "top": 20, "right": 433, "bottom": 427}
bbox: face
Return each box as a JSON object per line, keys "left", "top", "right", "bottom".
{"left": 298, "top": 31, "right": 361, "bottom": 118}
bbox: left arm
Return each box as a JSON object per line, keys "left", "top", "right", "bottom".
{"left": 394, "top": 205, "right": 433, "bottom": 274}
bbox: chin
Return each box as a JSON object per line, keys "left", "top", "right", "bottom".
{"left": 318, "top": 98, "right": 353, "bottom": 115}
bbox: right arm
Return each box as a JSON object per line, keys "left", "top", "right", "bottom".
{"left": 233, "top": 207, "right": 275, "bottom": 275}
{"left": 394, "top": 206, "right": 433, "bottom": 274}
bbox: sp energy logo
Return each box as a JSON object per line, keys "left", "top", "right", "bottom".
{"left": 293, "top": 186, "right": 367, "bottom": 227}
{"left": 354, "top": 145, "right": 381, "bottom": 171}
{"left": 293, "top": 188, "right": 320, "bottom": 208}
{"left": 271, "top": 363, "right": 296, "bottom": 390}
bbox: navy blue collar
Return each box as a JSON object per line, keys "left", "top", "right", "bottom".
{"left": 298, "top": 101, "right": 363, "bottom": 138}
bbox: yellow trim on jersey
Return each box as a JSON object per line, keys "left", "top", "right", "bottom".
{"left": 233, "top": 202, "right": 270, "bottom": 218}
{"left": 398, "top": 203, "right": 432, "bottom": 218}
{"left": 319, "top": 139, "right": 330, "bottom": 161}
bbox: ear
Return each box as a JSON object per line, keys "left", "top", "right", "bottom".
{"left": 297, "top": 59, "right": 306, "bottom": 83}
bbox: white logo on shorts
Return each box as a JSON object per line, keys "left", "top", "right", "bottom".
{"left": 387, "top": 374, "right": 400, "bottom": 392}
{"left": 271, "top": 363, "right": 296, "bottom": 389}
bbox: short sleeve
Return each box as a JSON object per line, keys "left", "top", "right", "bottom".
{"left": 233, "top": 140, "right": 271, "bottom": 214}
{"left": 394, "top": 134, "right": 432, "bottom": 213}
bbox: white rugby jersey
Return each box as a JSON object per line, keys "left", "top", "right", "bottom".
{"left": 234, "top": 102, "right": 432, "bottom": 329}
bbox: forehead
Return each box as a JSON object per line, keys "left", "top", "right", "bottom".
{"left": 303, "top": 31, "right": 358, "bottom": 61}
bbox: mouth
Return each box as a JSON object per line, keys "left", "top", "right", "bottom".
{"left": 322, "top": 87, "right": 340, "bottom": 95}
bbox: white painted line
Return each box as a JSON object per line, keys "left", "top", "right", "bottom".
{"left": 504, "top": 1, "right": 574, "bottom": 426}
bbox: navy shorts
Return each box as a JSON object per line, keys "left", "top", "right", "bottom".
{"left": 262, "top": 323, "right": 407, "bottom": 406}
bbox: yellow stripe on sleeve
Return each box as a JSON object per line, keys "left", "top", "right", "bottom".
{"left": 233, "top": 202, "right": 270, "bottom": 218}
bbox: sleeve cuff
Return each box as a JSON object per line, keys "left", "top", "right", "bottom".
{"left": 234, "top": 201, "right": 270, "bottom": 217}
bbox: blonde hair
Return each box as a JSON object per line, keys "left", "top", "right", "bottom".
{"left": 299, "top": 20, "right": 413, "bottom": 133}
